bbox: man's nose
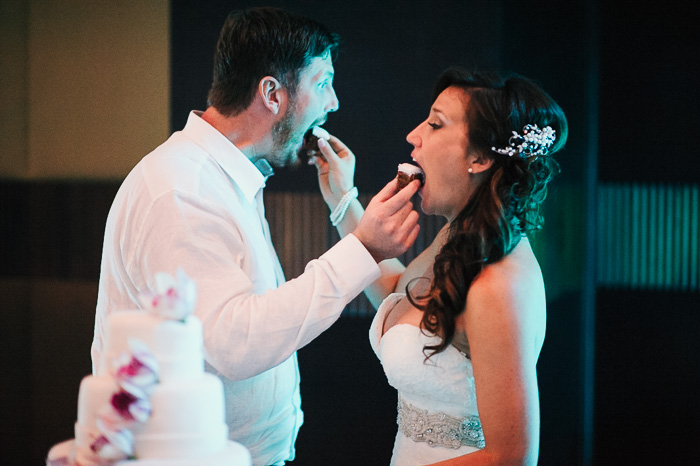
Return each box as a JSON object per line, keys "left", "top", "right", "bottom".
{"left": 326, "top": 87, "right": 339, "bottom": 113}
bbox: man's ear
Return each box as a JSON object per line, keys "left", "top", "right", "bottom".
{"left": 259, "top": 76, "right": 286, "bottom": 115}
{"left": 469, "top": 151, "right": 495, "bottom": 174}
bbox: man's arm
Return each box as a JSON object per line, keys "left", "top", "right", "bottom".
{"left": 130, "top": 187, "right": 416, "bottom": 381}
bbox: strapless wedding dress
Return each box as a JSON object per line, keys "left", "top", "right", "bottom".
{"left": 369, "top": 293, "right": 484, "bottom": 466}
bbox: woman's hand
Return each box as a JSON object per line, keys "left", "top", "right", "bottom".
{"left": 310, "top": 134, "right": 356, "bottom": 209}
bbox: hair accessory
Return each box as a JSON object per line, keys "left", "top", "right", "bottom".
{"left": 491, "top": 124, "right": 556, "bottom": 158}
{"left": 330, "top": 187, "right": 358, "bottom": 226}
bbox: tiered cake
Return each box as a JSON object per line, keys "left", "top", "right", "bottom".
{"left": 47, "top": 271, "right": 251, "bottom": 466}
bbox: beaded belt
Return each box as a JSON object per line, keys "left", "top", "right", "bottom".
{"left": 397, "top": 397, "right": 485, "bottom": 449}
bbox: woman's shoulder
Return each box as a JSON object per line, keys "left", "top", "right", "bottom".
{"left": 467, "top": 238, "right": 545, "bottom": 314}
{"left": 484, "top": 236, "right": 541, "bottom": 279}
{"left": 461, "top": 237, "right": 547, "bottom": 355}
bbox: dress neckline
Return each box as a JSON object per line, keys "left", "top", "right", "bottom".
{"left": 374, "top": 293, "right": 470, "bottom": 359}
{"left": 379, "top": 293, "right": 419, "bottom": 338}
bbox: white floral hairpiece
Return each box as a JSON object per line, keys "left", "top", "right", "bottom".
{"left": 491, "top": 124, "right": 556, "bottom": 158}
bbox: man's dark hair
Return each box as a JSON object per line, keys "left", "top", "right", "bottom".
{"left": 207, "top": 7, "right": 340, "bottom": 116}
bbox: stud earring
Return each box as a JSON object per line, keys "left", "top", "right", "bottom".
{"left": 468, "top": 167, "right": 473, "bottom": 173}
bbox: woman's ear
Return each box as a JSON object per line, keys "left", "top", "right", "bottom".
{"left": 468, "top": 151, "right": 495, "bottom": 174}
{"left": 258, "top": 76, "right": 286, "bottom": 115}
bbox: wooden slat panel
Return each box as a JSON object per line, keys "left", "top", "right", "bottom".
{"left": 264, "top": 193, "right": 446, "bottom": 317}
{"left": 597, "top": 183, "right": 699, "bottom": 291}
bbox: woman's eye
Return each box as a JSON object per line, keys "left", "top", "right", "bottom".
{"left": 428, "top": 122, "right": 440, "bottom": 129}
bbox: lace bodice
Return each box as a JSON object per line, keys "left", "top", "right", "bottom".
{"left": 370, "top": 293, "right": 482, "bottom": 465}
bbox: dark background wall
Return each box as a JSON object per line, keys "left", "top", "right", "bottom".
{"left": 593, "top": 1, "right": 699, "bottom": 465}
{"left": 1, "top": 1, "right": 698, "bottom": 465}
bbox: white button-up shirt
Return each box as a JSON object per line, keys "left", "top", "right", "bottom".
{"left": 92, "top": 111, "right": 381, "bottom": 465}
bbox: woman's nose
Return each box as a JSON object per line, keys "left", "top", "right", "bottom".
{"left": 406, "top": 126, "right": 420, "bottom": 147}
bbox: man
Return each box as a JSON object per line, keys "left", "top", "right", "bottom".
{"left": 91, "top": 7, "right": 420, "bottom": 465}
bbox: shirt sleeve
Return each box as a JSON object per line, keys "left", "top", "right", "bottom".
{"left": 127, "top": 192, "right": 381, "bottom": 381}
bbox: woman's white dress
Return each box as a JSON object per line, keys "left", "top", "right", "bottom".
{"left": 369, "top": 293, "right": 484, "bottom": 466}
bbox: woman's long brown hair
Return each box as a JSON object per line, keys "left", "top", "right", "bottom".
{"left": 407, "top": 68, "right": 568, "bottom": 359}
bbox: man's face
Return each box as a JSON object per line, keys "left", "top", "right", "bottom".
{"left": 269, "top": 52, "right": 339, "bottom": 168}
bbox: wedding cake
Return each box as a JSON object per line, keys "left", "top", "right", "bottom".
{"left": 46, "top": 270, "right": 251, "bottom": 466}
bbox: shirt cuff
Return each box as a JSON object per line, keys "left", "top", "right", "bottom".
{"left": 320, "top": 234, "right": 382, "bottom": 294}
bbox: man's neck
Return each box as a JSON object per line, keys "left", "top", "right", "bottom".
{"left": 200, "top": 106, "right": 273, "bottom": 162}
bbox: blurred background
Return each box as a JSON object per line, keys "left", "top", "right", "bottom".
{"left": 1, "top": 0, "right": 698, "bottom": 464}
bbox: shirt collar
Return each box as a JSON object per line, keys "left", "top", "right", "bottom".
{"left": 182, "top": 111, "right": 274, "bottom": 204}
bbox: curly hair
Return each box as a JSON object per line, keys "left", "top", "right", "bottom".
{"left": 407, "top": 67, "right": 568, "bottom": 358}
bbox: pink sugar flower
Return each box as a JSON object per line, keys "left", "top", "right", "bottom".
{"left": 96, "top": 402, "right": 133, "bottom": 432}
{"left": 113, "top": 339, "right": 159, "bottom": 392}
{"left": 108, "top": 383, "right": 151, "bottom": 423}
{"left": 91, "top": 424, "right": 133, "bottom": 461}
{"left": 138, "top": 269, "right": 197, "bottom": 321}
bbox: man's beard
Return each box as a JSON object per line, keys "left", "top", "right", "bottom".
{"left": 269, "top": 102, "right": 304, "bottom": 169}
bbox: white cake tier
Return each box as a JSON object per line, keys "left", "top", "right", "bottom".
{"left": 75, "top": 372, "right": 229, "bottom": 459}
{"left": 47, "top": 439, "right": 252, "bottom": 466}
{"left": 133, "top": 373, "right": 228, "bottom": 459}
{"left": 119, "top": 441, "right": 251, "bottom": 466}
{"left": 99, "top": 311, "right": 203, "bottom": 381}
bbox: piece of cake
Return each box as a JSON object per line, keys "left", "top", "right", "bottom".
{"left": 46, "top": 270, "right": 252, "bottom": 466}
{"left": 396, "top": 163, "right": 425, "bottom": 189}
{"left": 301, "top": 126, "right": 331, "bottom": 160}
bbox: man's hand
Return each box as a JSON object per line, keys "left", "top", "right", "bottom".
{"left": 352, "top": 179, "right": 421, "bottom": 263}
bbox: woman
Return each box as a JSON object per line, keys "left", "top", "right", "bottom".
{"left": 312, "top": 67, "right": 568, "bottom": 465}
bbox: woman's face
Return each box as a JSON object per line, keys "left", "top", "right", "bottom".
{"left": 406, "top": 86, "right": 477, "bottom": 221}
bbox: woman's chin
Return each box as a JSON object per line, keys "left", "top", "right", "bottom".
{"left": 419, "top": 198, "right": 432, "bottom": 216}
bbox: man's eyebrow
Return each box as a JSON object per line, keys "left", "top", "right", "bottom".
{"left": 311, "top": 69, "right": 334, "bottom": 84}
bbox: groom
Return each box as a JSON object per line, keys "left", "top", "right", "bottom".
{"left": 92, "top": 7, "right": 420, "bottom": 465}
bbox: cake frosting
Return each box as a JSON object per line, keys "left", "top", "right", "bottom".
{"left": 46, "top": 270, "right": 251, "bottom": 466}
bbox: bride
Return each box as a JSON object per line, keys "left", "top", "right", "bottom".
{"left": 311, "top": 67, "right": 568, "bottom": 465}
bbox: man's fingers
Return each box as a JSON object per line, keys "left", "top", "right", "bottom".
{"left": 379, "top": 179, "right": 421, "bottom": 212}
{"left": 398, "top": 208, "right": 420, "bottom": 236}
{"left": 394, "top": 200, "right": 414, "bottom": 221}
{"left": 372, "top": 178, "right": 404, "bottom": 203}
{"left": 403, "top": 221, "right": 421, "bottom": 250}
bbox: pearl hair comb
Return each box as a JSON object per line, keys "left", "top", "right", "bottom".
{"left": 491, "top": 124, "right": 556, "bottom": 158}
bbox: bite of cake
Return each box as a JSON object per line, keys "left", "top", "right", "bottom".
{"left": 300, "top": 126, "right": 331, "bottom": 161}
{"left": 396, "top": 163, "right": 425, "bottom": 190}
